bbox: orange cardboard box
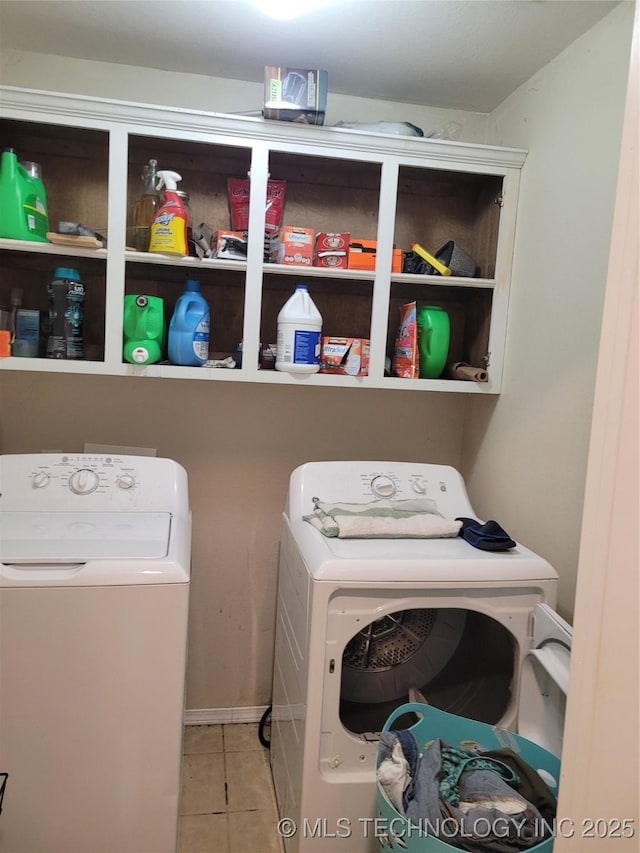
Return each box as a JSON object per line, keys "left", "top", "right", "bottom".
{"left": 348, "top": 238, "right": 402, "bottom": 273}
{"left": 319, "top": 337, "right": 370, "bottom": 376}
{"left": 269, "top": 225, "right": 315, "bottom": 266}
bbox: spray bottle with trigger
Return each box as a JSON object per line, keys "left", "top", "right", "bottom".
{"left": 148, "top": 170, "right": 188, "bottom": 256}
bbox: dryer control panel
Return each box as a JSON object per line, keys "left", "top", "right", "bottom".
{"left": 288, "top": 460, "right": 476, "bottom": 519}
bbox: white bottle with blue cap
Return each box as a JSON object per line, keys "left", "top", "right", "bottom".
{"left": 276, "top": 284, "right": 322, "bottom": 374}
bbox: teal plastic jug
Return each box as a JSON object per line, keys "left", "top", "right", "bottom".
{"left": 0, "top": 148, "right": 49, "bottom": 242}
{"left": 168, "top": 279, "right": 210, "bottom": 366}
{"left": 417, "top": 304, "right": 450, "bottom": 379}
{"left": 123, "top": 295, "right": 165, "bottom": 364}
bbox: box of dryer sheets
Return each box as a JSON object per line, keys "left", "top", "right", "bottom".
{"left": 348, "top": 238, "right": 403, "bottom": 272}
{"left": 320, "top": 337, "right": 370, "bottom": 376}
{"left": 264, "top": 66, "right": 328, "bottom": 125}
{"left": 314, "top": 232, "right": 350, "bottom": 269}
{"left": 269, "top": 226, "right": 315, "bottom": 265}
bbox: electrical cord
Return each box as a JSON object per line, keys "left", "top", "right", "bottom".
{"left": 259, "top": 704, "right": 272, "bottom": 748}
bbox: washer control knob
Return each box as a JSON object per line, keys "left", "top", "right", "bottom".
{"left": 68, "top": 468, "right": 100, "bottom": 495}
{"left": 117, "top": 474, "right": 136, "bottom": 490}
{"left": 32, "top": 471, "right": 50, "bottom": 489}
{"left": 371, "top": 475, "right": 396, "bottom": 498}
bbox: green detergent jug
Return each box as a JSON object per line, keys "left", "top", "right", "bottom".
{"left": 0, "top": 148, "right": 49, "bottom": 242}
{"left": 417, "top": 304, "right": 450, "bottom": 379}
{"left": 123, "top": 295, "right": 165, "bottom": 365}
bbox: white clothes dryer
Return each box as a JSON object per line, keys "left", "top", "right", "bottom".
{"left": 270, "top": 461, "right": 572, "bottom": 853}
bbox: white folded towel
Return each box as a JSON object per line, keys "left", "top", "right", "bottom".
{"left": 304, "top": 498, "right": 462, "bottom": 539}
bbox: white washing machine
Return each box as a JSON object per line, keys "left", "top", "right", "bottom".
{"left": 0, "top": 453, "right": 191, "bottom": 853}
{"left": 270, "top": 461, "right": 572, "bottom": 853}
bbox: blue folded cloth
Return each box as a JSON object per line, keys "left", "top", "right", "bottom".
{"left": 456, "top": 517, "right": 516, "bottom": 551}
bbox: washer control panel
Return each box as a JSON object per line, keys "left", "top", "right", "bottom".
{"left": 0, "top": 453, "right": 187, "bottom": 514}
{"left": 24, "top": 455, "right": 138, "bottom": 498}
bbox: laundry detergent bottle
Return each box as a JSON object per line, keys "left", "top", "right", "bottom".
{"left": 168, "top": 279, "right": 210, "bottom": 366}
{"left": 0, "top": 148, "right": 49, "bottom": 242}
{"left": 148, "top": 170, "right": 188, "bottom": 256}
{"left": 123, "top": 294, "right": 165, "bottom": 364}
{"left": 276, "top": 284, "right": 322, "bottom": 374}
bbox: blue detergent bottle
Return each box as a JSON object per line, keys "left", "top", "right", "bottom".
{"left": 168, "top": 279, "right": 210, "bottom": 366}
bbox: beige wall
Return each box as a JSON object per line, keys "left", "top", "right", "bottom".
{"left": 462, "top": 1, "right": 635, "bottom": 619}
{"left": 0, "top": 48, "right": 490, "bottom": 143}
{"left": 0, "top": 2, "right": 634, "bottom": 711}
{"left": 0, "top": 373, "right": 464, "bottom": 709}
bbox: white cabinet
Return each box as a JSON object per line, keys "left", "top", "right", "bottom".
{"left": 0, "top": 87, "right": 526, "bottom": 392}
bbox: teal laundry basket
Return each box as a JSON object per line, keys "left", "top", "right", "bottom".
{"left": 376, "top": 702, "right": 561, "bottom": 852}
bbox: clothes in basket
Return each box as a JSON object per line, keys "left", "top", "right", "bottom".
{"left": 376, "top": 703, "right": 561, "bottom": 853}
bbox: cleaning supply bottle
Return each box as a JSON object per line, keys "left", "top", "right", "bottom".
{"left": 131, "top": 159, "right": 161, "bottom": 252}
{"left": 0, "top": 148, "right": 49, "bottom": 242}
{"left": 148, "top": 170, "right": 188, "bottom": 256}
{"left": 168, "top": 279, "right": 210, "bottom": 366}
{"left": 123, "top": 295, "right": 165, "bottom": 364}
{"left": 46, "top": 267, "right": 85, "bottom": 359}
{"left": 416, "top": 304, "right": 450, "bottom": 378}
{"left": 276, "top": 284, "right": 322, "bottom": 374}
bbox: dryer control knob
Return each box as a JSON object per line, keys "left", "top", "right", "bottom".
{"left": 412, "top": 477, "right": 427, "bottom": 494}
{"left": 69, "top": 468, "right": 100, "bottom": 495}
{"left": 371, "top": 475, "right": 396, "bottom": 498}
{"left": 117, "top": 474, "right": 136, "bottom": 490}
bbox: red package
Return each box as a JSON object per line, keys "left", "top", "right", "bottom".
{"left": 228, "top": 177, "right": 286, "bottom": 233}
{"left": 393, "top": 301, "right": 419, "bottom": 378}
{"left": 228, "top": 177, "right": 250, "bottom": 230}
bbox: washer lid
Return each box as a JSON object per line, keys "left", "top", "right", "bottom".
{"left": 0, "top": 511, "right": 172, "bottom": 563}
{"left": 518, "top": 603, "right": 572, "bottom": 758}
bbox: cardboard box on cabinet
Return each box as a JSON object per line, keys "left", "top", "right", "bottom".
{"left": 320, "top": 337, "right": 370, "bottom": 376}
{"left": 269, "top": 226, "right": 315, "bottom": 265}
{"left": 263, "top": 66, "right": 328, "bottom": 125}
{"left": 348, "top": 238, "right": 403, "bottom": 272}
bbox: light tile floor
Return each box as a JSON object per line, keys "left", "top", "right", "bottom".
{"left": 179, "top": 723, "right": 285, "bottom": 853}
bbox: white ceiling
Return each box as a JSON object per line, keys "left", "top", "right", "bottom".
{"left": 0, "top": 0, "right": 620, "bottom": 112}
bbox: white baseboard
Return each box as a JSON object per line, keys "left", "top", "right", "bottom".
{"left": 184, "top": 705, "right": 270, "bottom": 725}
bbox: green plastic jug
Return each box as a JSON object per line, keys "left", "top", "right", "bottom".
{"left": 0, "top": 148, "right": 49, "bottom": 242}
{"left": 123, "top": 295, "right": 165, "bottom": 365}
{"left": 417, "top": 305, "right": 450, "bottom": 379}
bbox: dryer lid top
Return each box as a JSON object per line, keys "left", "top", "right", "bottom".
{"left": 285, "top": 461, "right": 559, "bottom": 583}
{"left": 0, "top": 511, "right": 172, "bottom": 563}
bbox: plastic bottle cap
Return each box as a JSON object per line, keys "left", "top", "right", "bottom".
{"left": 295, "top": 284, "right": 308, "bottom": 290}
{"left": 53, "top": 267, "right": 81, "bottom": 281}
{"left": 185, "top": 279, "right": 201, "bottom": 292}
{"left": 132, "top": 347, "right": 149, "bottom": 363}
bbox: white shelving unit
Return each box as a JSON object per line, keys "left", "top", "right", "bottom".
{"left": 0, "top": 86, "right": 526, "bottom": 392}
